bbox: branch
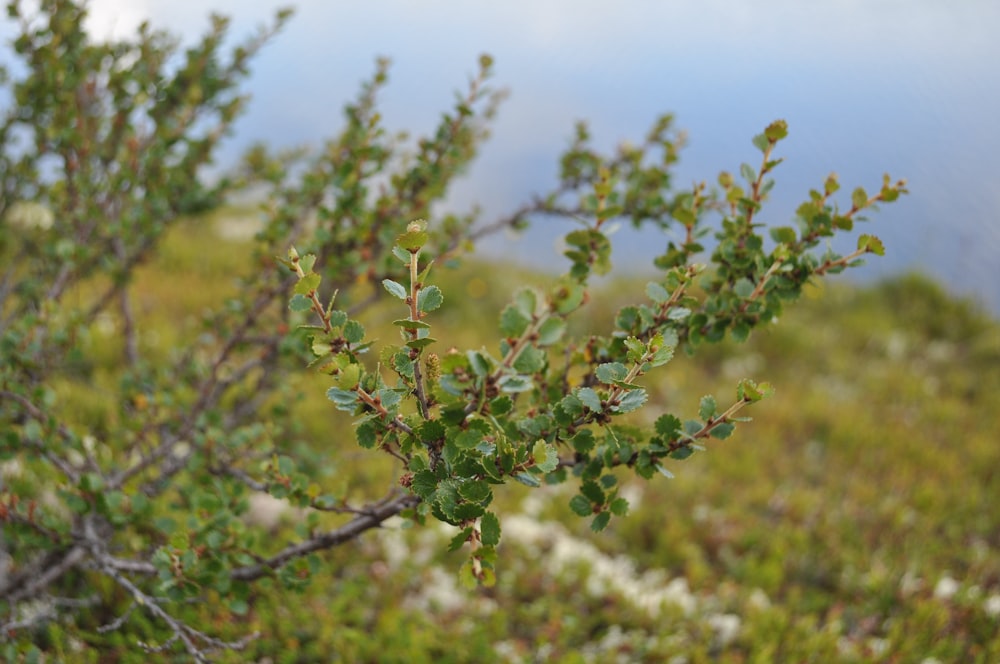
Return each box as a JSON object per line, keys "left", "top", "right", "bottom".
{"left": 230, "top": 491, "right": 419, "bottom": 582}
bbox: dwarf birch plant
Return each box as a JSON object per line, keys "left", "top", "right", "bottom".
{"left": 0, "top": 1, "right": 907, "bottom": 659}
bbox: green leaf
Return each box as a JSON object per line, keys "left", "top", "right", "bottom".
{"left": 405, "top": 337, "right": 437, "bottom": 350}
{"left": 590, "top": 511, "right": 611, "bottom": 532}
{"left": 513, "top": 345, "right": 546, "bottom": 374}
{"left": 458, "top": 480, "right": 493, "bottom": 504}
{"left": 614, "top": 388, "right": 648, "bottom": 413}
{"left": 514, "top": 288, "right": 538, "bottom": 317}
{"left": 532, "top": 439, "right": 558, "bottom": 473}
{"left": 467, "top": 351, "right": 490, "bottom": 377}
{"left": 343, "top": 320, "right": 365, "bottom": 344}
{"left": 623, "top": 336, "right": 645, "bottom": 363}
{"left": 764, "top": 119, "right": 788, "bottom": 142}
{"left": 536, "top": 317, "right": 566, "bottom": 346}
{"left": 699, "top": 395, "right": 717, "bottom": 421}
{"left": 710, "top": 422, "right": 736, "bottom": 439}
{"left": 397, "top": 228, "right": 429, "bottom": 251}
{"left": 289, "top": 294, "right": 312, "bottom": 312}
{"left": 329, "top": 310, "right": 348, "bottom": 328}
{"left": 393, "top": 319, "right": 431, "bottom": 330}
{"left": 569, "top": 494, "right": 593, "bottom": 517}
{"left": 299, "top": 254, "right": 316, "bottom": 274}
{"left": 609, "top": 497, "right": 629, "bottom": 517}
{"left": 575, "top": 387, "right": 603, "bottom": 412}
{"left": 851, "top": 186, "right": 868, "bottom": 209}
{"left": 336, "top": 363, "right": 361, "bottom": 389}
{"left": 670, "top": 446, "right": 694, "bottom": 460}
{"left": 294, "top": 272, "right": 321, "bottom": 296}
{"left": 655, "top": 414, "right": 682, "bottom": 438}
{"left": 356, "top": 421, "right": 376, "bottom": 449}
{"left": 646, "top": 281, "right": 670, "bottom": 304}
{"left": 411, "top": 470, "right": 438, "bottom": 498}
{"left": 382, "top": 279, "right": 407, "bottom": 300}
{"left": 497, "top": 375, "right": 532, "bottom": 393}
{"left": 580, "top": 480, "right": 605, "bottom": 505}
{"left": 770, "top": 226, "right": 797, "bottom": 244}
{"left": 326, "top": 387, "right": 359, "bottom": 410}
{"left": 740, "top": 163, "right": 756, "bottom": 184}
{"left": 858, "top": 234, "right": 885, "bottom": 256}
{"left": 595, "top": 362, "right": 628, "bottom": 384}
{"left": 751, "top": 132, "right": 770, "bottom": 153}
{"left": 449, "top": 527, "right": 473, "bottom": 552}
{"left": 480, "top": 511, "right": 501, "bottom": 546}
{"left": 499, "top": 305, "right": 531, "bottom": 337}
{"left": 734, "top": 278, "right": 755, "bottom": 299}
{"left": 417, "top": 285, "right": 443, "bottom": 313}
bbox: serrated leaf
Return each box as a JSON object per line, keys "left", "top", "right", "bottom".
{"left": 595, "top": 362, "right": 628, "bottom": 384}
{"left": 670, "top": 446, "right": 694, "bottom": 460}
{"left": 497, "top": 374, "right": 532, "bottom": 393}
{"left": 411, "top": 469, "right": 438, "bottom": 498}
{"left": 764, "top": 119, "right": 788, "bottom": 142}
{"left": 343, "top": 320, "right": 365, "bottom": 344}
{"left": 417, "top": 285, "right": 443, "bottom": 313}
{"left": 624, "top": 336, "right": 645, "bottom": 363}
{"left": 532, "top": 440, "right": 559, "bottom": 473}
{"left": 289, "top": 293, "right": 312, "bottom": 312}
{"left": 569, "top": 431, "right": 594, "bottom": 455}
{"left": 405, "top": 337, "right": 437, "bottom": 350}
{"left": 684, "top": 419, "right": 702, "bottom": 436}
{"left": 480, "top": 511, "right": 501, "bottom": 546}
{"left": 614, "top": 388, "right": 648, "bottom": 413}
{"left": 294, "top": 273, "right": 321, "bottom": 296}
{"left": 710, "top": 422, "right": 736, "bottom": 439}
{"left": 575, "top": 387, "right": 603, "bottom": 412}
{"left": 512, "top": 472, "right": 541, "bottom": 487}
{"left": 448, "top": 527, "right": 473, "bottom": 552}
{"left": 590, "top": 511, "right": 611, "bottom": 532}
{"left": 699, "top": 395, "right": 717, "bottom": 421}
{"left": 326, "top": 387, "right": 359, "bottom": 410}
{"left": 514, "top": 288, "right": 538, "bottom": 317}
{"left": 580, "top": 480, "right": 605, "bottom": 505}
{"left": 397, "top": 229, "right": 429, "bottom": 251}
{"left": 299, "top": 254, "right": 316, "bottom": 273}
{"left": 467, "top": 351, "right": 490, "bottom": 377}
{"left": 336, "top": 363, "right": 361, "bottom": 390}
{"left": 569, "top": 494, "right": 593, "bottom": 517}
{"left": 356, "top": 421, "right": 376, "bottom": 449}
{"left": 858, "top": 234, "right": 885, "bottom": 256}
{"left": 382, "top": 279, "right": 407, "bottom": 300}
{"left": 609, "top": 497, "right": 629, "bottom": 517}
{"left": 499, "top": 304, "right": 531, "bottom": 337}
{"left": 655, "top": 414, "right": 682, "bottom": 438}
{"left": 329, "top": 310, "right": 348, "bottom": 328}
{"left": 646, "top": 281, "right": 670, "bottom": 304}
{"left": 513, "top": 345, "right": 546, "bottom": 374}
{"left": 458, "top": 480, "right": 492, "bottom": 504}
{"left": 536, "top": 317, "right": 566, "bottom": 346}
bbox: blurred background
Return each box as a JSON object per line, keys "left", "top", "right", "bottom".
{"left": 61, "top": 0, "right": 1000, "bottom": 314}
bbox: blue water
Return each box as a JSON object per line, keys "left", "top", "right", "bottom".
{"left": 22, "top": 2, "right": 1000, "bottom": 311}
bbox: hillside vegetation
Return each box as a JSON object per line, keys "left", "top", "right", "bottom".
{"left": 45, "top": 211, "right": 1000, "bottom": 662}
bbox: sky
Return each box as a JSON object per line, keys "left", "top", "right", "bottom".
{"left": 14, "top": 1, "right": 1000, "bottom": 310}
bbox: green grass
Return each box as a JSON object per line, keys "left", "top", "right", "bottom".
{"left": 33, "top": 214, "right": 1000, "bottom": 662}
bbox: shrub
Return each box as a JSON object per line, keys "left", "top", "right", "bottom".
{"left": 0, "top": 1, "right": 906, "bottom": 660}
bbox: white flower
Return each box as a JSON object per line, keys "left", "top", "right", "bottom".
{"left": 933, "top": 575, "right": 959, "bottom": 600}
